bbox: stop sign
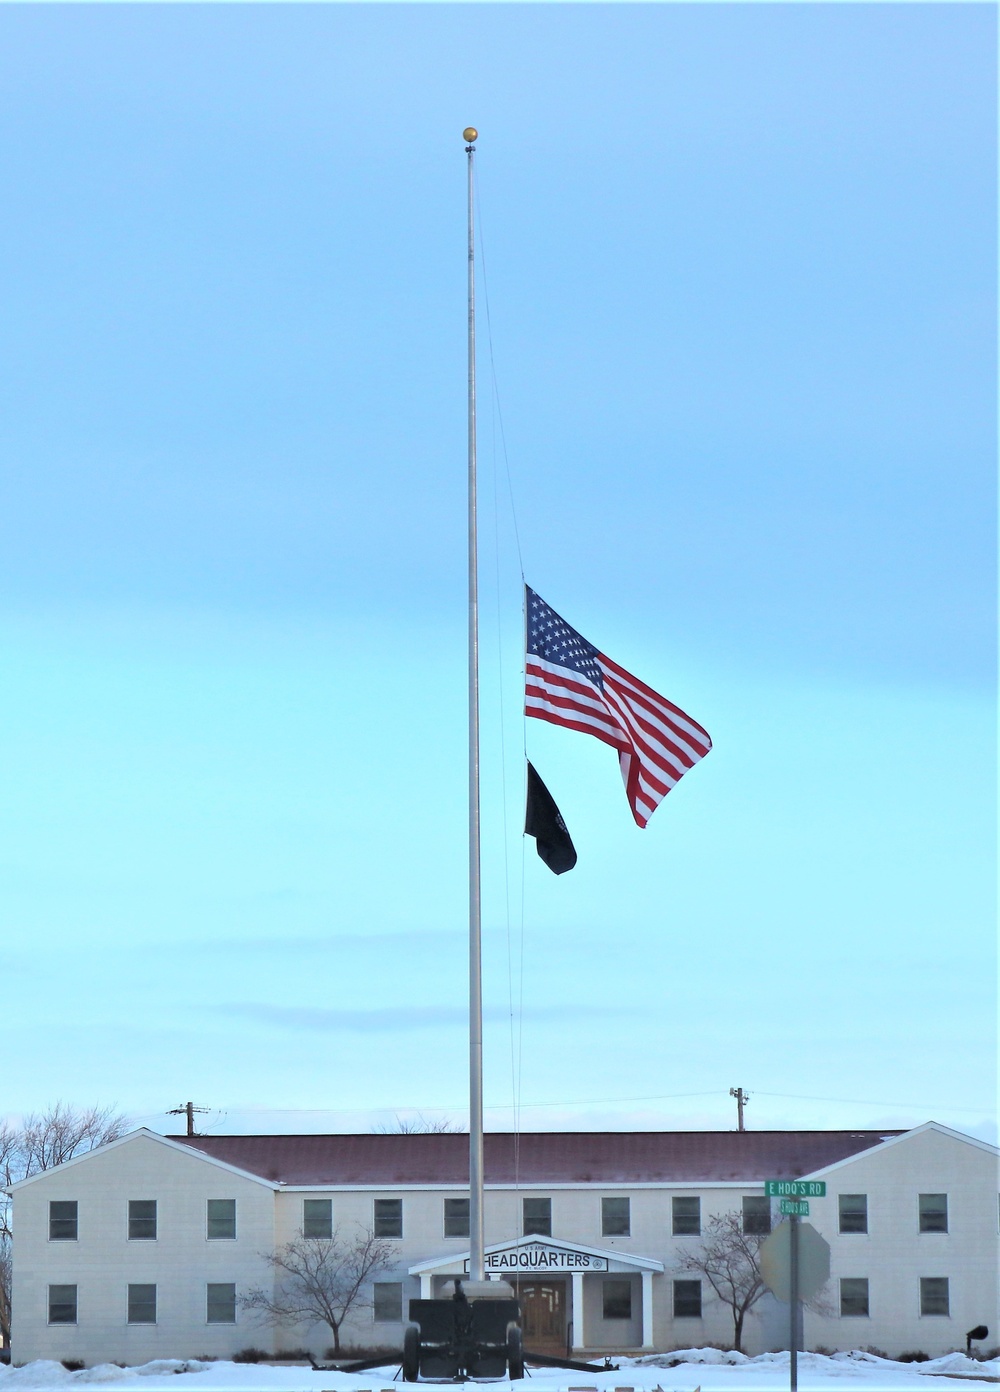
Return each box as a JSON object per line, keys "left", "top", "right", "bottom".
{"left": 760, "top": 1221, "right": 831, "bottom": 1302}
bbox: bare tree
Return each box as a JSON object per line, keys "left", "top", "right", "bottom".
{"left": 676, "top": 1210, "right": 768, "bottom": 1353}
{"left": 0, "top": 1122, "right": 19, "bottom": 1244}
{"left": 0, "top": 1231, "right": 10, "bottom": 1353}
{"left": 241, "top": 1228, "right": 397, "bottom": 1354}
{"left": 0, "top": 1103, "right": 128, "bottom": 1346}
{"left": 0, "top": 1120, "right": 18, "bottom": 1347}
{"left": 17, "top": 1103, "right": 127, "bottom": 1175}
{"left": 372, "top": 1113, "right": 464, "bottom": 1134}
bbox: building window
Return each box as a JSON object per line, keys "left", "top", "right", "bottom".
{"left": 672, "top": 1197, "right": 701, "bottom": 1236}
{"left": 522, "top": 1197, "right": 552, "bottom": 1237}
{"left": 128, "top": 1200, "right": 157, "bottom": 1241}
{"left": 127, "top": 1284, "right": 157, "bottom": 1325}
{"left": 373, "top": 1282, "right": 404, "bottom": 1322}
{"left": 919, "top": 1194, "right": 948, "bottom": 1233}
{"left": 839, "top": 1194, "right": 868, "bottom": 1235}
{"left": 49, "top": 1200, "right": 78, "bottom": 1241}
{"left": 601, "top": 1197, "right": 630, "bottom": 1237}
{"left": 444, "top": 1199, "right": 470, "bottom": 1239}
{"left": 742, "top": 1196, "right": 771, "bottom": 1235}
{"left": 374, "top": 1199, "right": 403, "bottom": 1239}
{"left": 207, "top": 1199, "right": 236, "bottom": 1240}
{"left": 920, "top": 1277, "right": 949, "bottom": 1316}
{"left": 602, "top": 1279, "right": 632, "bottom": 1320}
{"left": 303, "top": 1199, "right": 332, "bottom": 1239}
{"left": 673, "top": 1279, "right": 702, "bottom": 1318}
{"left": 207, "top": 1283, "right": 237, "bottom": 1324}
{"left": 48, "top": 1284, "right": 78, "bottom": 1325}
{"left": 840, "top": 1278, "right": 869, "bottom": 1317}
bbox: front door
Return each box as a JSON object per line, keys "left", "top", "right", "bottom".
{"left": 515, "top": 1279, "right": 567, "bottom": 1355}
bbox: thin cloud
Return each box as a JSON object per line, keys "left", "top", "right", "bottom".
{"left": 154, "top": 929, "right": 463, "bottom": 957}
{"left": 220, "top": 1001, "right": 636, "bottom": 1033}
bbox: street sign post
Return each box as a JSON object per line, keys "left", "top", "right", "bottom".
{"left": 759, "top": 1218, "right": 831, "bottom": 1392}
{"left": 762, "top": 1181, "right": 829, "bottom": 1392}
{"left": 790, "top": 1219, "right": 799, "bottom": 1392}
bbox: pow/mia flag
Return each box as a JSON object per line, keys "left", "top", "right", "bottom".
{"left": 524, "top": 760, "right": 577, "bottom": 875}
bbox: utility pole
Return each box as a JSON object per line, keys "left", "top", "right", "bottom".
{"left": 729, "top": 1087, "right": 749, "bottom": 1131}
{"left": 167, "top": 1102, "right": 208, "bottom": 1137}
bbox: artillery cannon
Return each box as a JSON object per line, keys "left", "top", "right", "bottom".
{"left": 403, "top": 1279, "right": 523, "bottom": 1381}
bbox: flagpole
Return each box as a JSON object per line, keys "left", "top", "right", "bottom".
{"left": 464, "top": 125, "right": 485, "bottom": 1285}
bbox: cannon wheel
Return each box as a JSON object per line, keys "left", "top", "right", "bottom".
{"left": 402, "top": 1323, "right": 421, "bottom": 1382}
{"left": 506, "top": 1322, "right": 524, "bottom": 1380}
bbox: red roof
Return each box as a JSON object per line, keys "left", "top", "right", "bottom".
{"left": 168, "top": 1130, "right": 901, "bottom": 1186}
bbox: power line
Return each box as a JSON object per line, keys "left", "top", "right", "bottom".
{"left": 754, "top": 1090, "right": 991, "bottom": 1115}
{"left": 141, "top": 1088, "right": 991, "bottom": 1121}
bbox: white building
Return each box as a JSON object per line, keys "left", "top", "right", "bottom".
{"left": 7, "top": 1122, "right": 997, "bottom": 1366}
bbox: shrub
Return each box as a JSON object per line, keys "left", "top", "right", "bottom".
{"left": 274, "top": 1349, "right": 314, "bottom": 1361}
{"left": 232, "top": 1348, "right": 269, "bottom": 1364}
{"left": 897, "top": 1351, "right": 929, "bottom": 1363}
{"left": 61, "top": 1360, "right": 85, "bottom": 1372}
{"left": 325, "top": 1345, "right": 402, "bottom": 1362}
{"left": 811, "top": 1346, "right": 834, "bottom": 1356}
{"left": 861, "top": 1346, "right": 889, "bottom": 1360}
{"left": 193, "top": 1355, "right": 219, "bottom": 1363}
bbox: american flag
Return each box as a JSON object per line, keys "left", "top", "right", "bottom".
{"left": 524, "top": 586, "right": 712, "bottom": 828}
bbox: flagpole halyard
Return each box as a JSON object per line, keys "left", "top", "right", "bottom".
{"left": 465, "top": 125, "right": 485, "bottom": 1286}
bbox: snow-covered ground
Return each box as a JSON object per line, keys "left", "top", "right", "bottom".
{"left": 1, "top": 1351, "right": 997, "bottom": 1392}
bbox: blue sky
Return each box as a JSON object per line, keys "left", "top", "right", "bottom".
{"left": 1, "top": 3, "right": 995, "bottom": 1145}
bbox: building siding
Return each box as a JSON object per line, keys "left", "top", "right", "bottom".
{"left": 8, "top": 1124, "right": 998, "bottom": 1365}
{"left": 11, "top": 1133, "right": 278, "bottom": 1365}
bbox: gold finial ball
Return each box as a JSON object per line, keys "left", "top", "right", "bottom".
{"left": 463, "top": 127, "right": 478, "bottom": 143}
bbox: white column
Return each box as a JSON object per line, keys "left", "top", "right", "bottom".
{"left": 641, "top": 1270, "right": 654, "bottom": 1349}
{"left": 571, "top": 1271, "right": 585, "bottom": 1352}
{"left": 420, "top": 1273, "right": 433, "bottom": 1298}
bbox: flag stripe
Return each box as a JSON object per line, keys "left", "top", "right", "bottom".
{"left": 600, "top": 654, "right": 713, "bottom": 746}
{"left": 600, "top": 674, "right": 695, "bottom": 767}
{"left": 601, "top": 662, "right": 712, "bottom": 756}
{"left": 525, "top": 676, "right": 626, "bottom": 745}
{"left": 600, "top": 679, "right": 698, "bottom": 778}
{"left": 601, "top": 677, "right": 697, "bottom": 766}
{"left": 526, "top": 698, "right": 625, "bottom": 748}
{"left": 526, "top": 657, "right": 614, "bottom": 712}
{"left": 526, "top": 660, "right": 628, "bottom": 743}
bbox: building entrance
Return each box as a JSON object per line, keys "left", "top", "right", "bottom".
{"left": 513, "top": 1278, "right": 567, "bottom": 1355}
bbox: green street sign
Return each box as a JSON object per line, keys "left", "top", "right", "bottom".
{"left": 780, "top": 1198, "right": 810, "bottom": 1216}
{"left": 765, "top": 1179, "right": 826, "bottom": 1198}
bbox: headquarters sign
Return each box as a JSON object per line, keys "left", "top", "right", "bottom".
{"left": 465, "top": 1243, "right": 609, "bottom": 1273}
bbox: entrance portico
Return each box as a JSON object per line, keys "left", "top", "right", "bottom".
{"left": 410, "top": 1234, "right": 663, "bottom": 1353}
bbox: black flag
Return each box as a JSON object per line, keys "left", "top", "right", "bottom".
{"left": 525, "top": 761, "right": 577, "bottom": 874}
